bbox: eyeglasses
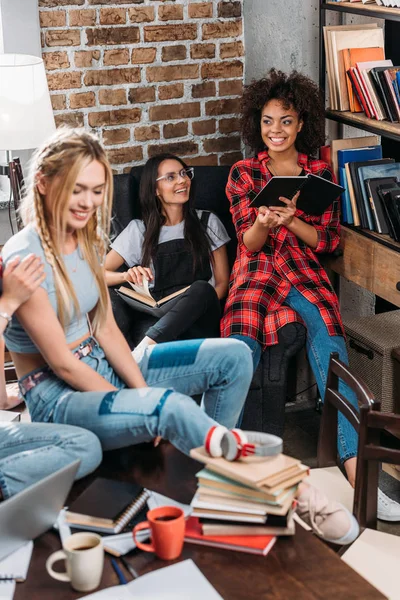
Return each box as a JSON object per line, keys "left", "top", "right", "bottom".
{"left": 156, "top": 168, "right": 194, "bottom": 184}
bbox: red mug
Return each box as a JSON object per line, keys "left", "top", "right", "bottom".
{"left": 133, "top": 506, "right": 185, "bottom": 560}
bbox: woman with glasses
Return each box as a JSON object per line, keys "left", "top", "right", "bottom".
{"left": 105, "top": 154, "right": 230, "bottom": 358}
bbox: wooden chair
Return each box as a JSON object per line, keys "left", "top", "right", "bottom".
{"left": 316, "top": 352, "right": 400, "bottom": 530}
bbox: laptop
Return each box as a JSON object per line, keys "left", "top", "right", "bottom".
{"left": 0, "top": 459, "right": 80, "bottom": 560}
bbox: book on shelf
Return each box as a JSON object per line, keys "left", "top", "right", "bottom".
{"left": 331, "top": 135, "right": 380, "bottom": 180}
{"left": 356, "top": 59, "right": 393, "bottom": 120}
{"left": 184, "top": 517, "right": 277, "bottom": 556}
{"left": 117, "top": 277, "right": 190, "bottom": 318}
{"left": 65, "top": 478, "right": 150, "bottom": 534}
{"left": 249, "top": 173, "right": 344, "bottom": 216}
{"left": 349, "top": 158, "right": 395, "bottom": 230}
{"left": 345, "top": 162, "right": 360, "bottom": 227}
{"left": 376, "top": 185, "right": 400, "bottom": 241}
{"left": 364, "top": 176, "right": 398, "bottom": 234}
{"left": 342, "top": 46, "right": 385, "bottom": 112}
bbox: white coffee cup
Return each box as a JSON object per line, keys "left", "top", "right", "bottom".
{"left": 46, "top": 532, "right": 104, "bottom": 592}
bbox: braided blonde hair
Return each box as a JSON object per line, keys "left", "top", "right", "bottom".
{"left": 20, "top": 127, "right": 113, "bottom": 334}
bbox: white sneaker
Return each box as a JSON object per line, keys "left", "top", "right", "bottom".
{"left": 377, "top": 489, "right": 400, "bottom": 522}
{"left": 132, "top": 338, "right": 150, "bottom": 363}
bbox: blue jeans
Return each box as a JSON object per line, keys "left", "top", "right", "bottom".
{"left": 284, "top": 286, "right": 359, "bottom": 462}
{"left": 0, "top": 422, "right": 102, "bottom": 500}
{"left": 22, "top": 338, "right": 253, "bottom": 457}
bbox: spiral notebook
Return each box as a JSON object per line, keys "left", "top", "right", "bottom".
{"left": 65, "top": 478, "right": 150, "bottom": 534}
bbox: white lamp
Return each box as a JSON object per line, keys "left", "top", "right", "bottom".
{"left": 0, "top": 54, "right": 55, "bottom": 230}
{"left": 0, "top": 53, "right": 55, "bottom": 153}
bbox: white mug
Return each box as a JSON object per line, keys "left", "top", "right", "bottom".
{"left": 46, "top": 532, "right": 104, "bottom": 592}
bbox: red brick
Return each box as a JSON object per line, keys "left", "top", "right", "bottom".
{"left": 103, "top": 128, "right": 131, "bottom": 146}
{"left": 192, "top": 119, "right": 216, "bottom": 136}
{"left": 148, "top": 141, "right": 198, "bottom": 158}
{"left": 219, "top": 117, "right": 241, "bottom": 134}
{"left": 128, "top": 86, "right": 156, "bottom": 103}
{"left": 201, "top": 60, "right": 243, "bottom": 79}
{"left": 164, "top": 122, "right": 188, "bottom": 139}
{"left": 158, "top": 83, "right": 184, "bottom": 100}
{"left": 220, "top": 41, "right": 244, "bottom": 59}
{"left": 188, "top": 3, "right": 213, "bottom": 18}
{"left": 203, "top": 136, "right": 241, "bottom": 153}
{"left": 45, "top": 29, "right": 81, "bottom": 47}
{"left": 39, "top": 0, "right": 83, "bottom": 5}
{"left": 217, "top": 1, "right": 242, "bottom": 18}
{"left": 131, "top": 48, "right": 156, "bottom": 64}
{"left": 162, "top": 45, "right": 186, "bottom": 62}
{"left": 202, "top": 20, "right": 242, "bottom": 39}
{"left": 219, "top": 79, "right": 243, "bottom": 96}
{"left": 54, "top": 112, "right": 84, "bottom": 127}
{"left": 42, "top": 51, "right": 70, "bottom": 71}
{"left": 192, "top": 81, "right": 216, "bottom": 99}
{"left": 205, "top": 98, "right": 241, "bottom": 116}
{"left": 128, "top": 6, "right": 154, "bottom": 22}
{"left": 158, "top": 4, "right": 183, "bottom": 20}
{"left": 84, "top": 68, "right": 140, "bottom": 86}
{"left": 88, "top": 108, "right": 141, "bottom": 127}
{"left": 70, "top": 91, "right": 96, "bottom": 109}
{"left": 190, "top": 43, "right": 215, "bottom": 59}
{"left": 39, "top": 10, "right": 66, "bottom": 27}
{"left": 104, "top": 49, "right": 130, "bottom": 66}
{"left": 134, "top": 125, "right": 160, "bottom": 142}
{"left": 74, "top": 50, "right": 100, "bottom": 68}
{"left": 144, "top": 24, "right": 197, "bottom": 42}
{"left": 186, "top": 154, "right": 218, "bottom": 166}
{"left": 86, "top": 27, "right": 139, "bottom": 46}
{"left": 47, "top": 71, "right": 81, "bottom": 91}
{"left": 99, "top": 8, "right": 126, "bottom": 25}
{"left": 220, "top": 151, "right": 243, "bottom": 165}
{"left": 70, "top": 9, "right": 96, "bottom": 26}
{"left": 87, "top": 0, "right": 143, "bottom": 3}
{"left": 107, "top": 146, "right": 143, "bottom": 165}
{"left": 99, "top": 89, "right": 127, "bottom": 106}
{"left": 149, "top": 102, "right": 200, "bottom": 121}
{"left": 50, "top": 94, "right": 66, "bottom": 111}
{"left": 147, "top": 64, "right": 198, "bottom": 83}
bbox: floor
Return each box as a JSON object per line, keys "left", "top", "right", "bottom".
{"left": 284, "top": 398, "right": 400, "bottom": 536}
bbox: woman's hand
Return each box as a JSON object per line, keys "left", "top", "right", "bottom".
{"left": 256, "top": 206, "right": 281, "bottom": 229}
{"left": 1, "top": 254, "right": 45, "bottom": 314}
{"left": 269, "top": 191, "right": 300, "bottom": 228}
{"left": 124, "top": 266, "right": 153, "bottom": 286}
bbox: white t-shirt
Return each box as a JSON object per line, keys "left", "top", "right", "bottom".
{"left": 111, "top": 210, "right": 230, "bottom": 289}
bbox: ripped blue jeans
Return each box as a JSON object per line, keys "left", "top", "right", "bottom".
{"left": 21, "top": 338, "right": 253, "bottom": 456}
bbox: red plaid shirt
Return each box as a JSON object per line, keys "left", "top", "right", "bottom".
{"left": 221, "top": 150, "right": 345, "bottom": 348}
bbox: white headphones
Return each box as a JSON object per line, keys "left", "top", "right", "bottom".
{"left": 205, "top": 426, "right": 283, "bottom": 462}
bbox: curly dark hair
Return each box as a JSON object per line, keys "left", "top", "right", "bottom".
{"left": 241, "top": 68, "right": 326, "bottom": 157}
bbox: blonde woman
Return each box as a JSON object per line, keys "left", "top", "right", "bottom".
{"left": 2, "top": 128, "right": 253, "bottom": 456}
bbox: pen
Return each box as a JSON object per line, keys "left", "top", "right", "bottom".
{"left": 111, "top": 557, "right": 128, "bottom": 585}
{"left": 120, "top": 556, "right": 139, "bottom": 580}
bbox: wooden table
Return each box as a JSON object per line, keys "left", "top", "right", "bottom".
{"left": 15, "top": 443, "right": 385, "bottom": 600}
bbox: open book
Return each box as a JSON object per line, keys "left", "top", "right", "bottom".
{"left": 117, "top": 278, "right": 190, "bottom": 317}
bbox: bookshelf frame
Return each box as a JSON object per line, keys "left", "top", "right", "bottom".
{"left": 319, "top": 1, "right": 400, "bottom": 306}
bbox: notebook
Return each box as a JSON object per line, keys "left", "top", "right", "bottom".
{"left": 185, "top": 517, "right": 277, "bottom": 556}
{"left": 249, "top": 173, "right": 344, "bottom": 216}
{"left": 65, "top": 478, "right": 150, "bottom": 534}
{"left": 0, "top": 541, "right": 33, "bottom": 582}
{"left": 80, "top": 560, "right": 223, "bottom": 600}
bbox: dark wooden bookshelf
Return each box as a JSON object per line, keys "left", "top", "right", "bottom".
{"left": 322, "top": 2, "right": 400, "bottom": 22}
{"left": 325, "top": 109, "right": 400, "bottom": 142}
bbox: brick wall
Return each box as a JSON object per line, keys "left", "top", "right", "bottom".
{"left": 38, "top": 0, "right": 245, "bottom": 172}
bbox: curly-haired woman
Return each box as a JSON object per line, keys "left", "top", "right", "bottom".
{"left": 221, "top": 69, "right": 400, "bottom": 522}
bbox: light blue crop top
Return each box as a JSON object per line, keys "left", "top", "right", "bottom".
{"left": 1, "top": 224, "right": 99, "bottom": 353}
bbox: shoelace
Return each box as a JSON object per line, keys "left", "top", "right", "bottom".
{"left": 299, "top": 486, "right": 342, "bottom": 537}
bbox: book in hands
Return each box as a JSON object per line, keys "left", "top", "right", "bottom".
{"left": 249, "top": 173, "right": 344, "bottom": 216}
{"left": 65, "top": 478, "right": 150, "bottom": 534}
{"left": 117, "top": 277, "right": 190, "bottom": 317}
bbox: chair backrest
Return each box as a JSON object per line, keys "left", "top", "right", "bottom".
{"left": 111, "top": 165, "right": 238, "bottom": 268}
{"left": 318, "top": 352, "right": 400, "bottom": 530}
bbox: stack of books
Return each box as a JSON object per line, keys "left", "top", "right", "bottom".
{"left": 184, "top": 446, "right": 309, "bottom": 555}
{"left": 328, "top": 137, "right": 400, "bottom": 237}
